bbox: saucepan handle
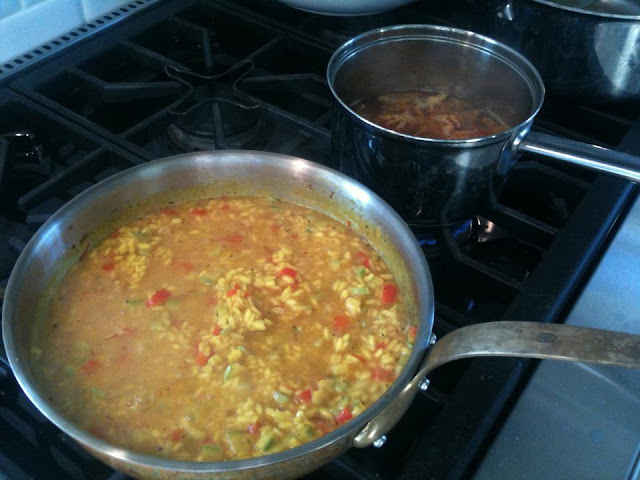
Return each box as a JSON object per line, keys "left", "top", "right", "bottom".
{"left": 519, "top": 130, "right": 640, "bottom": 183}
{"left": 353, "top": 321, "right": 640, "bottom": 448}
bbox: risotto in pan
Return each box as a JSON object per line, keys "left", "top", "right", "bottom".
{"left": 31, "top": 196, "right": 414, "bottom": 461}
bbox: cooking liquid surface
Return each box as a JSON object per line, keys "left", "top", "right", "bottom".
{"left": 352, "top": 90, "right": 509, "bottom": 139}
{"left": 31, "top": 197, "right": 412, "bottom": 462}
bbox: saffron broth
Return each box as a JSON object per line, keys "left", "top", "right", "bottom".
{"left": 31, "top": 196, "right": 414, "bottom": 462}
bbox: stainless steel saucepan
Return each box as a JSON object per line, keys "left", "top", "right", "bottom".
{"left": 328, "top": 24, "right": 640, "bottom": 227}
{"left": 3, "top": 151, "right": 640, "bottom": 479}
{"left": 488, "top": 0, "right": 640, "bottom": 104}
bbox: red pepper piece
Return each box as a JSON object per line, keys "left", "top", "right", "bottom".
{"left": 212, "top": 325, "right": 221, "bottom": 336}
{"left": 102, "top": 262, "right": 115, "bottom": 272}
{"left": 146, "top": 288, "right": 171, "bottom": 307}
{"left": 333, "top": 314, "right": 350, "bottom": 331}
{"left": 173, "top": 260, "right": 194, "bottom": 272}
{"left": 226, "top": 286, "right": 238, "bottom": 297}
{"left": 248, "top": 423, "right": 261, "bottom": 436}
{"left": 381, "top": 284, "right": 398, "bottom": 304}
{"left": 375, "top": 341, "right": 387, "bottom": 350}
{"left": 226, "top": 234, "right": 244, "bottom": 244}
{"left": 162, "top": 208, "right": 179, "bottom": 215}
{"left": 191, "top": 208, "right": 208, "bottom": 216}
{"left": 371, "top": 367, "right": 395, "bottom": 383}
{"left": 195, "top": 352, "right": 210, "bottom": 367}
{"left": 356, "top": 251, "right": 371, "bottom": 269}
{"left": 169, "top": 429, "right": 184, "bottom": 442}
{"left": 80, "top": 358, "right": 100, "bottom": 374}
{"left": 335, "top": 408, "right": 353, "bottom": 425}
{"left": 277, "top": 267, "right": 298, "bottom": 279}
{"left": 297, "top": 388, "right": 313, "bottom": 404}
{"left": 409, "top": 326, "right": 417, "bottom": 339}
{"left": 352, "top": 353, "right": 367, "bottom": 364}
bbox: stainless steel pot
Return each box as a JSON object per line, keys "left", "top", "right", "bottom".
{"left": 489, "top": 0, "right": 640, "bottom": 104}
{"left": 274, "top": 0, "right": 417, "bottom": 16}
{"left": 328, "top": 25, "right": 640, "bottom": 227}
{"left": 3, "top": 151, "right": 640, "bottom": 479}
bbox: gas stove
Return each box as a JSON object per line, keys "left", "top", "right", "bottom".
{"left": 0, "top": 1, "right": 638, "bottom": 479}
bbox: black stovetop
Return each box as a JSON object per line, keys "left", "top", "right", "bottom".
{"left": 0, "top": 1, "right": 637, "bottom": 479}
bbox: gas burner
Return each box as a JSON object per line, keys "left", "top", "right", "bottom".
{"left": 167, "top": 97, "right": 266, "bottom": 152}
{"left": 164, "top": 61, "right": 266, "bottom": 151}
{"left": 412, "top": 218, "right": 476, "bottom": 257}
{"left": 0, "top": 131, "right": 51, "bottom": 218}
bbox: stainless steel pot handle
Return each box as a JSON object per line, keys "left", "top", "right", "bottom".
{"left": 353, "top": 321, "right": 640, "bottom": 448}
{"left": 519, "top": 131, "right": 640, "bottom": 183}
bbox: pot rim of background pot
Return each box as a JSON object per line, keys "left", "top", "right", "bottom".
{"left": 530, "top": 0, "right": 640, "bottom": 20}
{"left": 327, "top": 24, "right": 546, "bottom": 147}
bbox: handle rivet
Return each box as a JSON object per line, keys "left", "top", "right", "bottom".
{"left": 429, "top": 333, "right": 437, "bottom": 345}
{"left": 373, "top": 435, "right": 387, "bottom": 448}
{"left": 419, "top": 377, "right": 430, "bottom": 391}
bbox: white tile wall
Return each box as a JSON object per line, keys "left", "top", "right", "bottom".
{"left": 81, "top": 0, "right": 134, "bottom": 22}
{"left": 0, "top": 0, "right": 136, "bottom": 65}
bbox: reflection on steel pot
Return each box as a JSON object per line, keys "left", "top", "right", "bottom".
{"left": 273, "top": 0, "right": 417, "bottom": 16}
{"left": 328, "top": 25, "right": 640, "bottom": 227}
{"left": 490, "top": 0, "right": 640, "bottom": 104}
{"left": 3, "top": 151, "right": 640, "bottom": 479}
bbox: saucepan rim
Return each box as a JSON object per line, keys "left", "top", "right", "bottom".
{"left": 327, "top": 23, "right": 546, "bottom": 146}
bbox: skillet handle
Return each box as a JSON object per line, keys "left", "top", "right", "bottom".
{"left": 353, "top": 321, "right": 640, "bottom": 448}
{"left": 519, "top": 130, "right": 640, "bottom": 183}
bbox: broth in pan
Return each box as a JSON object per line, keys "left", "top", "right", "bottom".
{"left": 31, "top": 196, "right": 413, "bottom": 462}
{"left": 352, "top": 89, "right": 508, "bottom": 140}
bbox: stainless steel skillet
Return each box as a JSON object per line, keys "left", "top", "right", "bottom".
{"left": 2, "top": 151, "right": 639, "bottom": 479}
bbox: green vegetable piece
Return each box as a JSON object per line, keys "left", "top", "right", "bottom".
{"left": 223, "top": 364, "right": 233, "bottom": 382}
{"left": 334, "top": 378, "right": 349, "bottom": 393}
{"left": 201, "top": 444, "right": 224, "bottom": 461}
{"left": 356, "top": 266, "right": 366, "bottom": 277}
{"left": 75, "top": 340, "right": 90, "bottom": 353}
{"left": 63, "top": 365, "right": 75, "bottom": 376}
{"left": 272, "top": 391, "right": 290, "bottom": 404}
{"left": 220, "top": 328, "right": 230, "bottom": 336}
{"left": 73, "top": 340, "right": 91, "bottom": 362}
{"left": 91, "top": 387, "right": 105, "bottom": 399}
{"left": 200, "top": 276, "right": 215, "bottom": 286}
{"left": 255, "top": 432, "right": 276, "bottom": 452}
{"left": 350, "top": 287, "right": 370, "bottom": 296}
{"left": 225, "top": 430, "right": 252, "bottom": 456}
{"left": 303, "top": 425, "right": 315, "bottom": 440}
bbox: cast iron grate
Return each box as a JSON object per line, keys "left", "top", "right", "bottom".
{"left": 0, "top": 1, "right": 636, "bottom": 479}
